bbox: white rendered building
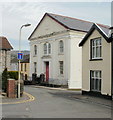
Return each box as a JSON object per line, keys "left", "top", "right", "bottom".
{"left": 28, "top": 13, "right": 94, "bottom": 89}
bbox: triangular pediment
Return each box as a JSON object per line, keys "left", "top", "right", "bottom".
{"left": 29, "top": 14, "right": 67, "bottom": 40}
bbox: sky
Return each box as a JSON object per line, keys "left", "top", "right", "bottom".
{"left": 0, "top": 1, "right": 112, "bottom": 50}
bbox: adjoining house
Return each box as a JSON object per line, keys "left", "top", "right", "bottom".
{"left": 20, "top": 54, "right": 30, "bottom": 81}
{"left": 10, "top": 57, "right": 18, "bottom": 71}
{"left": 79, "top": 23, "right": 112, "bottom": 99}
{"left": 28, "top": 13, "right": 109, "bottom": 89}
{"left": 0, "top": 37, "right": 13, "bottom": 73}
{"left": 10, "top": 50, "right": 30, "bottom": 72}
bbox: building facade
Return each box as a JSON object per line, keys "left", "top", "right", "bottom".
{"left": 20, "top": 55, "right": 30, "bottom": 81}
{"left": 0, "top": 37, "right": 13, "bottom": 73}
{"left": 10, "top": 57, "right": 18, "bottom": 71}
{"left": 79, "top": 23, "right": 112, "bottom": 98}
{"left": 28, "top": 13, "right": 108, "bottom": 89}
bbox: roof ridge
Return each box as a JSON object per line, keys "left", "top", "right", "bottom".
{"left": 96, "top": 23, "right": 110, "bottom": 29}
{"left": 95, "top": 23, "right": 108, "bottom": 37}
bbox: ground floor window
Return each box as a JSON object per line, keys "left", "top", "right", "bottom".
{"left": 34, "top": 62, "right": 37, "bottom": 73}
{"left": 59, "top": 61, "right": 63, "bottom": 75}
{"left": 90, "top": 70, "right": 101, "bottom": 92}
{"left": 25, "top": 74, "right": 27, "bottom": 80}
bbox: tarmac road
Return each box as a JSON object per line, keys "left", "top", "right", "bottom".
{"left": 2, "top": 85, "right": 112, "bottom": 118}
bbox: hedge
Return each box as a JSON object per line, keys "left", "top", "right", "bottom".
{"left": 8, "top": 71, "right": 18, "bottom": 80}
{"left": 2, "top": 68, "right": 8, "bottom": 92}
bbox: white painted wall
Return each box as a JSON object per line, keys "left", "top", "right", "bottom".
{"left": 29, "top": 32, "right": 70, "bottom": 85}
{"left": 30, "top": 15, "right": 66, "bottom": 40}
{"left": 29, "top": 15, "right": 86, "bottom": 89}
{"left": 68, "top": 31, "right": 86, "bottom": 89}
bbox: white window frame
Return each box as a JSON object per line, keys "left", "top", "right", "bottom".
{"left": 44, "top": 43, "right": 51, "bottom": 55}
{"left": 44, "top": 43, "right": 47, "bottom": 55}
{"left": 90, "top": 70, "right": 101, "bottom": 92}
{"left": 34, "top": 45, "right": 37, "bottom": 56}
{"left": 91, "top": 38, "right": 102, "bottom": 59}
{"left": 59, "top": 40, "right": 64, "bottom": 54}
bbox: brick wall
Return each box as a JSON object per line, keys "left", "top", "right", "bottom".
{"left": 7, "top": 79, "right": 15, "bottom": 98}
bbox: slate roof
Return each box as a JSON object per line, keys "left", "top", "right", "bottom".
{"left": 20, "top": 54, "right": 30, "bottom": 63}
{"left": 28, "top": 13, "right": 110, "bottom": 40}
{"left": 0, "top": 36, "right": 13, "bottom": 50}
{"left": 79, "top": 23, "right": 110, "bottom": 46}
{"left": 11, "top": 54, "right": 30, "bottom": 63}
{"left": 11, "top": 57, "right": 18, "bottom": 63}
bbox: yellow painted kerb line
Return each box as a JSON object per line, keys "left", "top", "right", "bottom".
{"left": 0, "top": 92, "right": 35, "bottom": 105}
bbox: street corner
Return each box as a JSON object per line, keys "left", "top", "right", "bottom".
{"left": 1, "top": 92, "right": 35, "bottom": 105}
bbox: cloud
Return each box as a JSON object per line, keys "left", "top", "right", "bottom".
{"left": 1, "top": 2, "right": 111, "bottom": 50}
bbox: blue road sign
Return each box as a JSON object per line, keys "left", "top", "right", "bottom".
{"left": 18, "top": 53, "right": 23, "bottom": 60}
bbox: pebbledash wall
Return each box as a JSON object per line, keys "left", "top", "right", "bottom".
{"left": 0, "top": 50, "right": 11, "bottom": 72}
{"left": 82, "top": 29, "right": 111, "bottom": 96}
{"left": 29, "top": 15, "right": 86, "bottom": 89}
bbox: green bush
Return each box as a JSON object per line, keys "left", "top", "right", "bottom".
{"left": 8, "top": 71, "right": 18, "bottom": 80}
{"left": 2, "top": 68, "right": 8, "bottom": 92}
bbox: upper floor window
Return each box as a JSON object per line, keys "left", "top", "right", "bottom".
{"left": 44, "top": 43, "right": 47, "bottom": 55}
{"left": 34, "top": 45, "right": 37, "bottom": 55}
{"left": 48, "top": 43, "right": 51, "bottom": 54}
{"left": 91, "top": 38, "right": 102, "bottom": 59}
{"left": 25, "top": 63, "right": 27, "bottom": 72}
{"left": 44, "top": 43, "right": 51, "bottom": 55}
{"left": 59, "top": 40, "right": 64, "bottom": 53}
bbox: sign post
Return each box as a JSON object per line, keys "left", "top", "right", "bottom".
{"left": 17, "top": 52, "right": 23, "bottom": 98}
{"left": 18, "top": 53, "right": 23, "bottom": 60}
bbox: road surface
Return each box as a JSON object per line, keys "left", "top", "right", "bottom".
{"left": 2, "top": 86, "right": 112, "bottom": 118}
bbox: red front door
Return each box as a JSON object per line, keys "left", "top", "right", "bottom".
{"left": 46, "top": 62, "right": 49, "bottom": 82}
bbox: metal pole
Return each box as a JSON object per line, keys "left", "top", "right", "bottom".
{"left": 18, "top": 24, "right": 31, "bottom": 98}
{"left": 18, "top": 27, "right": 22, "bottom": 98}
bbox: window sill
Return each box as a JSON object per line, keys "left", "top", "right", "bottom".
{"left": 58, "top": 53, "right": 64, "bottom": 55}
{"left": 89, "top": 58, "right": 103, "bottom": 61}
{"left": 58, "top": 74, "right": 64, "bottom": 77}
{"left": 43, "top": 54, "right": 51, "bottom": 57}
{"left": 41, "top": 55, "right": 51, "bottom": 59}
{"left": 33, "top": 55, "right": 37, "bottom": 57}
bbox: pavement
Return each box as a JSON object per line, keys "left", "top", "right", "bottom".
{"left": 1, "top": 92, "right": 35, "bottom": 105}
